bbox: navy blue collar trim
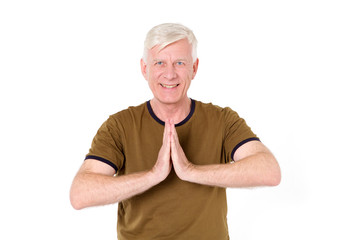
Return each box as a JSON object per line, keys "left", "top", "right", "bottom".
{"left": 146, "top": 99, "right": 196, "bottom": 127}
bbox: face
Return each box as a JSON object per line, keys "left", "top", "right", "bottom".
{"left": 141, "top": 39, "right": 199, "bottom": 106}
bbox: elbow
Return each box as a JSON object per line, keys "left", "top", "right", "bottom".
{"left": 70, "top": 195, "right": 84, "bottom": 210}
{"left": 262, "top": 154, "right": 281, "bottom": 187}
{"left": 268, "top": 170, "right": 281, "bottom": 186}
{"left": 70, "top": 190, "right": 83, "bottom": 210}
{"left": 70, "top": 173, "right": 93, "bottom": 210}
{"left": 267, "top": 163, "right": 281, "bottom": 187}
{"left": 70, "top": 184, "right": 87, "bottom": 210}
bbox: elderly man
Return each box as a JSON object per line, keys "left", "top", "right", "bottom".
{"left": 70, "top": 23, "right": 281, "bottom": 240}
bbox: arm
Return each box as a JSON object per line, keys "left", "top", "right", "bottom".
{"left": 170, "top": 122, "right": 281, "bottom": 188}
{"left": 70, "top": 160, "right": 158, "bottom": 210}
{"left": 70, "top": 121, "right": 172, "bottom": 210}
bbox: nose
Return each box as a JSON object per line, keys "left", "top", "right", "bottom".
{"left": 163, "top": 64, "right": 177, "bottom": 80}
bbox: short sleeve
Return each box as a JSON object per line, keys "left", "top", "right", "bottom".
{"left": 85, "top": 116, "right": 125, "bottom": 172}
{"left": 222, "top": 107, "right": 260, "bottom": 162}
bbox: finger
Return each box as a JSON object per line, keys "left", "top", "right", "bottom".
{"left": 163, "top": 119, "right": 170, "bottom": 144}
{"left": 170, "top": 122, "right": 179, "bottom": 144}
{"left": 170, "top": 125, "right": 180, "bottom": 155}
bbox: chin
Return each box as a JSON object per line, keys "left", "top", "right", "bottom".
{"left": 156, "top": 95, "right": 184, "bottom": 105}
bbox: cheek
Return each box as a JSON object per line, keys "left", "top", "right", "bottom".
{"left": 149, "top": 69, "right": 163, "bottom": 80}
{"left": 179, "top": 69, "right": 193, "bottom": 81}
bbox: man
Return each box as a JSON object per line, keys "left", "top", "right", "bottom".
{"left": 70, "top": 23, "right": 281, "bottom": 240}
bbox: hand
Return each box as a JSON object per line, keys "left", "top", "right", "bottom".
{"left": 169, "top": 120, "right": 194, "bottom": 181}
{"left": 151, "top": 120, "right": 172, "bottom": 182}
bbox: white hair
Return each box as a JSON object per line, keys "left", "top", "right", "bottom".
{"left": 142, "top": 23, "right": 198, "bottom": 63}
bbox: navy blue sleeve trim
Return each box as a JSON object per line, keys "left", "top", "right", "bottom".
{"left": 84, "top": 155, "right": 118, "bottom": 172}
{"left": 231, "top": 137, "right": 261, "bottom": 161}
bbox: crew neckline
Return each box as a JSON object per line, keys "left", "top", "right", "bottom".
{"left": 146, "top": 99, "right": 196, "bottom": 127}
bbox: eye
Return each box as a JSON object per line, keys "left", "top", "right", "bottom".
{"left": 176, "top": 61, "right": 184, "bottom": 66}
{"left": 156, "top": 61, "right": 164, "bottom": 66}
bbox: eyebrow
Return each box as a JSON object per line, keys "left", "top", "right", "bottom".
{"left": 152, "top": 58, "right": 189, "bottom": 62}
{"left": 152, "top": 59, "right": 163, "bottom": 62}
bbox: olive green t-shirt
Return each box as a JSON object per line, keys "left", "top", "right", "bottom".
{"left": 86, "top": 99, "right": 259, "bottom": 240}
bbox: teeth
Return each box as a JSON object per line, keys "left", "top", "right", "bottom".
{"left": 161, "top": 84, "right": 179, "bottom": 89}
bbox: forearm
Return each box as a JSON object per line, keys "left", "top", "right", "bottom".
{"left": 70, "top": 170, "right": 159, "bottom": 210}
{"left": 71, "top": 123, "right": 172, "bottom": 210}
{"left": 183, "top": 153, "right": 281, "bottom": 188}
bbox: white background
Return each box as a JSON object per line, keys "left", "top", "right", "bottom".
{"left": 1, "top": 0, "right": 347, "bottom": 239}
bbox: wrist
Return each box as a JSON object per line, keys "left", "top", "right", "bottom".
{"left": 149, "top": 166, "right": 167, "bottom": 184}
{"left": 177, "top": 162, "right": 196, "bottom": 182}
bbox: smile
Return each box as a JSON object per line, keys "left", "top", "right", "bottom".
{"left": 160, "top": 84, "right": 179, "bottom": 89}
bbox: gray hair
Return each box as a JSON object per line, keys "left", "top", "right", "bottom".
{"left": 142, "top": 23, "right": 198, "bottom": 63}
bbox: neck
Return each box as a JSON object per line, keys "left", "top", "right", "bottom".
{"left": 150, "top": 97, "right": 191, "bottom": 124}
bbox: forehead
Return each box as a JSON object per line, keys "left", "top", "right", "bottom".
{"left": 149, "top": 39, "right": 192, "bottom": 60}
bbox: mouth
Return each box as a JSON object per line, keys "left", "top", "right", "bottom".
{"left": 160, "top": 83, "right": 179, "bottom": 89}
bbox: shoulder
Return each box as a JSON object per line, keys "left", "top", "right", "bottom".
{"left": 109, "top": 102, "right": 147, "bottom": 122}
{"left": 100, "top": 102, "right": 147, "bottom": 132}
{"left": 194, "top": 100, "right": 239, "bottom": 122}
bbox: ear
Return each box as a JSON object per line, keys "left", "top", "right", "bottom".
{"left": 192, "top": 58, "right": 199, "bottom": 79}
{"left": 140, "top": 58, "right": 148, "bottom": 80}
